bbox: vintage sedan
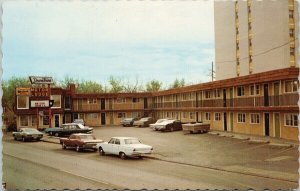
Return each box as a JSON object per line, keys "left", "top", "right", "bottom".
{"left": 44, "top": 123, "right": 93, "bottom": 137}
{"left": 155, "top": 119, "right": 182, "bottom": 132}
{"left": 13, "top": 128, "right": 43, "bottom": 142}
{"left": 96, "top": 137, "right": 153, "bottom": 159}
{"left": 133, "top": 117, "right": 155, "bottom": 127}
{"left": 60, "top": 133, "right": 103, "bottom": 152}
{"left": 120, "top": 118, "right": 139, "bottom": 127}
{"left": 150, "top": 118, "right": 170, "bottom": 130}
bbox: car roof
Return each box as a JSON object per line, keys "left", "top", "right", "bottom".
{"left": 72, "top": 133, "right": 93, "bottom": 136}
{"left": 111, "top": 137, "right": 138, "bottom": 139}
{"left": 21, "top": 128, "right": 38, "bottom": 130}
{"left": 62, "top": 123, "right": 80, "bottom": 125}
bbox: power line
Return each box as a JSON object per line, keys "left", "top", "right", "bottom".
{"left": 215, "top": 38, "right": 298, "bottom": 64}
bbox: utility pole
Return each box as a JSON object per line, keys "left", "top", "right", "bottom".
{"left": 211, "top": 61, "right": 214, "bottom": 81}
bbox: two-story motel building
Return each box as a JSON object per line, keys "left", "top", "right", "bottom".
{"left": 14, "top": 0, "right": 299, "bottom": 141}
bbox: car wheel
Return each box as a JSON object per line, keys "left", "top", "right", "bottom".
{"left": 76, "top": 145, "right": 80, "bottom": 152}
{"left": 170, "top": 127, "right": 174, "bottom": 132}
{"left": 93, "top": 148, "right": 97, "bottom": 152}
{"left": 99, "top": 147, "right": 105, "bottom": 156}
{"left": 13, "top": 136, "right": 17, "bottom": 141}
{"left": 54, "top": 132, "right": 59, "bottom": 137}
{"left": 62, "top": 143, "right": 67, "bottom": 149}
{"left": 49, "top": 132, "right": 53, "bottom": 136}
{"left": 22, "top": 137, "right": 26, "bottom": 142}
{"left": 119, "top": 152, "right": 126, "bottom": 160}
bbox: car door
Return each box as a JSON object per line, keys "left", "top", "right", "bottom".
{"left": 113, "top": 138, "right": 121, "bottom": 154}
{"left": 67, "top": 135, "right": 76, "bottom": 147}
{"left": 106, "top": 138, "right": 115, "bottom": 154}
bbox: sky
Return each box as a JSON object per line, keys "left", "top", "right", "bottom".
{"left": 3, "top": 1, "right": 215, "bottom": 87}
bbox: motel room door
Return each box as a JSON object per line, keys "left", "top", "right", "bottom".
{"left": 264, "top": 113, "right": 270, "bottom": 136}
{"left": 274, "top": 113, "right": 280, "bottom": 138}
{"left": 101, "top": 113, "right": 106, "bottom": 125}
{"left": 223, "top": 113, "right": 227, "bottom": 131}
{"left": 54, "top": 114, "right": 60, "bottom": 127}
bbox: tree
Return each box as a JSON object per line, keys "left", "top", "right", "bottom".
{"left": 2, "top": 77, "right": 31, "bottom": 130}
{"left": 123, "top": 77, "right": 144, "bottom": 93}
{"left": 108, "top": 76, "right": 124, "bottom": 93}
{"left": 58, "top": 75, "right": 79, "bottom": 89}
{"left": 146, "top": 80, "right": 162, "bottom": 92}
{"left": 77, "top": 80, "right": 104, "bottom": 93}
{"left": 170, "top": 78, "right": 185, "bottom": 89}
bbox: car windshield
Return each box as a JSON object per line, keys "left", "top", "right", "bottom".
{"left": 23, "top": 128, "right": 39, "bottom": 133}
{"left": 74, "top": 119, "right": 83, "bottom": 122}
{"left": 140, "top": 118, "right": 149, "bottom": 121}
{"left": 78, "top": 135, "right": 94, "bottom": 140}
{"left": 156, "top": 119, "right": 166, "bottom": 123}
{"left": 124, "top": 118, "right": 133, "bottom": 121}
{"left": 124, "top": 138, "right": 141, "bottom": 144}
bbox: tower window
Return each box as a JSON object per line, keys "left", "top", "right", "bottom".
{"left": 289, "top": 29, "right": 294, "bottom": 37}
{"left": 290, "top": 47, "right": 295, "bottom": 56}
{"left": 289, "top": 10, "right": 294, "bottom": 18}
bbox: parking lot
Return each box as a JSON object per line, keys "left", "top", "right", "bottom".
{"left": 41, "top": 125, "right": 298, "bottom": 182}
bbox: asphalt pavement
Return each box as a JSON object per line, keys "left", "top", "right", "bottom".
{"left": 3, "top": 126, "right": 299, "bottom": 189}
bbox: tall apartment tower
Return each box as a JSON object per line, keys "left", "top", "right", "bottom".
{"left": 214, "top": 0, "right": 299, "bottom": 80}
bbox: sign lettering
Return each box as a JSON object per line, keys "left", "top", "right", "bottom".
{"left": 29, "top": 76, "right": 54, "bottom": 84}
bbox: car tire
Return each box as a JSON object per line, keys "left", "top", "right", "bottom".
{"left": 22, "top": 137, "right": 26, "bottom": 142}
{"left": 99, "top": 147, "right": 105, "bottom": 156}
{"left": 76, "top": 145, "right": 80, "bottom": 152}
{"left": 93, "top": 148, "right": 97, "bottom": 152}
{"left": 62, "top": 143, "right": 67, "bottom": 149}
{"left": 170, "top": 127, "right": 174, "bottom": 132}
{"left": 54, "top": 132, "right": 59, "bottom": 137}
{"left": 13, "top": 136, "right": 17, "bottom": 141}
{"left": 119, "top": 152, "right": 126, "bottom": 160}
{"left": 49, "top": 132, "right": 53, "bottom": 136}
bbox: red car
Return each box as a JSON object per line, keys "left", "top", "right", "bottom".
{"left": 60, "top": 133, "right": 103, "bottom": 152}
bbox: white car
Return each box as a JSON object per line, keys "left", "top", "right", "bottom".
{"left": 150, "top": 119, "right": 173, "bottom": 131}
{"left": 96, "top": 137, "right": 153, "bottom": 159}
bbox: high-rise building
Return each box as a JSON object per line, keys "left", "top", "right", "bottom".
{"left": 214, "top": 0, "right": 299, "bottom": 80}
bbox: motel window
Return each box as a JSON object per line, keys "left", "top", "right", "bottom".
{"left": 215, "top": 89, "right": 221, "bottom": 98}
{"left": 117, "top": 113, "right": 126, "bottom": 118}
{"left": 237, "top": 113, "right": 246, "bottom": 123}
{"left": 285, "top": 114, "right": 298, "bottom": 127}
{"left": 250, "top": 85, "right": 259, "bottom": 96}
{"left": 88, "top": 113, "right": 97, "bottom": 119}
{"left": 43, "top": 115, "right": 49, "bottom": 126}
{"left": 285, "top": 80, "right": 298, "bottom": 93}
{"left": 20, "top": 116, "right": 29, "bottom": 126}
{"left": 32, "top": 116, "right": 37, "bottom": 126}
{"left": 205, "top": 91, "right": 212, "bottom": 99}
{"left": 250, "top": 114, "right": 260, "bottom": 124}
{"left": 87, "top": 98, "right": 97, "bottom": 104}
{"left": 17, "top": 96, "right": 29, "bottom": 109}
{"left": 132, "top": 98, "right": 140, "bottom": 103}
{"left": 116, "top": 98, "right": 126, "bottom": 103}
{"left": 166, "top": 112, "right": 171, "bottom": 118}
{"left": 289, "top": 28, "right": 294, "bottom": 37}
{"left": 237, "top": 86, "right": 245, "bottom": 97}
{"left": 290, "top": 47, "right": 295, "bottom": 56}
{"left": 132, "top": 112, "right": 140, "bottom": 118}
{"left": 289, "top": 10, "right": 294, "bottom": 18}
{"left": 190, "top": 112, "right": 194, "bottom": 120}
{"left": 205, "top": 112, "right": 211, "bottom": 121}
{"left": 215, "top": 113, "right": 221, "bottom": 121}
{"left": 50, "top": 95, "right": 61, "bottom": 108}
{"left": 183, "top": 112, "right": 188, "bottom": 118}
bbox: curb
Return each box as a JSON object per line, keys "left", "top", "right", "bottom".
{"left": 248, "top": 139, "right": 270, "bottom": 144}
{"left": 268, "top": 143, "right": 294, "bottom": 148}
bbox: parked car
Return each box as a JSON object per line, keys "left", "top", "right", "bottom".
{"left": 44, "top": 123, "right": 93, "bottom": 137}
{"left": 96, "top": 137, "right": 153, "bottom": 159}
{"left": 72, "top": 119, "right": 85, "bottom": 126}
{"left": 12, "top": 128, "right": 43, "bottom": 142}
{"left": 60, "top": 133, "right": 103, "bottom": 152}
{"left": 120, "top": 118, "right": 138, "bottom": 127}
{"left": 150, "top": 119, "right": 172, "bottom": 130}
{"left": 155, "top": 119, "right": 182, "bottom": 132}
{"left": 133, "top": 117, "right": 155, "bottom": 127}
